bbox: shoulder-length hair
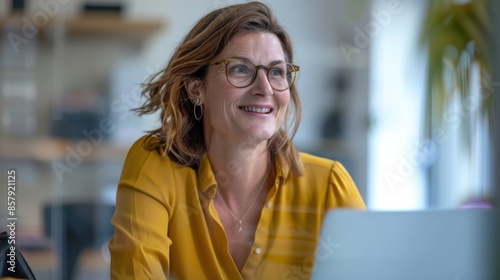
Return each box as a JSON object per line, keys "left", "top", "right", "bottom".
{"left": 135, "top": 1, "right": 303, "bottom": 176}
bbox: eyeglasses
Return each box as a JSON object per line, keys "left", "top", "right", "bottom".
{"left": 209, "top": 58, "right": 299, "bottom": 91}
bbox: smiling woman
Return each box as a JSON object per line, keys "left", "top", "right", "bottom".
{"left": 108, "top": 2, "right": 365, "bottom": 279}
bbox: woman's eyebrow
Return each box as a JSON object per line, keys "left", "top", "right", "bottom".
{"left": 230, "top": 56, "right": 286, "bottom": 65}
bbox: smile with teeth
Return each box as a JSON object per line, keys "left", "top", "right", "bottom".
{"left": 239, "top": 106, "right": 272, "bottom": 114}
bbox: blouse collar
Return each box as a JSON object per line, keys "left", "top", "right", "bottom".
{"left": 196, "top": 153, "right": 288, "bottom": 195}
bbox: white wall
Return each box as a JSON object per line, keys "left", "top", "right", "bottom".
{"left": 368, "top": 0, "right": 427, "bottom": 209}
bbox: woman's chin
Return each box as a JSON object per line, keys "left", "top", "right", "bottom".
{"left": 240, "top": 127, "right": 276, "bottom": 143}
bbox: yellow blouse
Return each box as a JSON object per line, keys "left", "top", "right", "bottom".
{"left": 109, "top": 136, "right": 365, "bottom": 280}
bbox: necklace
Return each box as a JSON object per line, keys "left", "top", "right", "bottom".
{"left": 216, "top": 171, "right": 269, "bottom": 233}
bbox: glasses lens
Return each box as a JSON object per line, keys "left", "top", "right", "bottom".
{"left": 268, "top": 62, "right": 296, "bottom": 91}
{"left": 226, "top": 59, "right": 255, "bottom": 88}
{"left": 224, "top": 59, "right": 297, "bottom": 90}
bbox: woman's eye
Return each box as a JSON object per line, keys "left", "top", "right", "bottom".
{"left": 229, "top": 65, "right": 251, "bottom": 75}
{"left": 269, "top": 67, "right": 285, "bottom": 77}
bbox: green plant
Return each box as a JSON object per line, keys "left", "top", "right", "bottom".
{"left": 419, "top": 0, "right": 494, "bottom": 145}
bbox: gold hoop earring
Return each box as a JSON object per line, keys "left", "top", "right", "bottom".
{"left": 193, "top": 97, "right": 203, "bottom": 121}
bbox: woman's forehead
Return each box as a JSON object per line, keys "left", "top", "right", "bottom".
{"left": 218, "top": 32, "right": 285, "bottom": 62}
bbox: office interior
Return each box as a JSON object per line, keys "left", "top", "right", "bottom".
{"left": 0, "top": 0, "right": 498, "bottom": 279}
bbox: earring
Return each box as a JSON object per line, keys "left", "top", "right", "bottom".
{"left": 193, "top": 97, "right": 203, "bottom": 121}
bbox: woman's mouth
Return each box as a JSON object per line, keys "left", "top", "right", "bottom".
{"left": 239, "top": 106, "right": 272, "bottom": 114}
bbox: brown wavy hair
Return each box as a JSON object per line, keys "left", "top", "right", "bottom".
{"left": 135, "top": 1, "right": 303, "bottom": 176}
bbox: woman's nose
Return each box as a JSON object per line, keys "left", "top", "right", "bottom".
{"left": 252, "top": 68, "right": 273, "bottom": 96}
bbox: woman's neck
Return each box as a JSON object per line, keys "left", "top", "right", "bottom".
{"left": 206, "top": 137, "right": 272, "bottom": 202}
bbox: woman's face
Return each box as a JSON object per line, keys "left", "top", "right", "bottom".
{"left": 197, "top": 32, "right": 290, "bottom": 146}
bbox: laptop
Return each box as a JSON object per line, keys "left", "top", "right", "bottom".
{"left": 311, "top": 209, "right": 496, "bottom": 280}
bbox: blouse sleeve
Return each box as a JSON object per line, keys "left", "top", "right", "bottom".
{"left": 326, "top": 161, "right": 366, "bottom": 209}
{"left": 108, "top": 138, "right": 172, "bottom": 279}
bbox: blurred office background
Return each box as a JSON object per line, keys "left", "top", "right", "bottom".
{"left": 0, "top": 0, "right": 498, "bottom": 279}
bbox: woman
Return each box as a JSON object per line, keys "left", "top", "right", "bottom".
{"left": 109, "top": 2, "right": 365, "bottom": 279}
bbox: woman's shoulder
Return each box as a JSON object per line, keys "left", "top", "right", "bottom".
{"left": 124, "top": 135, "right": 168, "bottom": 165}
{"left": 298, "top": 152, "right": 340, "bottom": 171}
{"left": 118, "top": 136, "right": 197, "bottom": 205}
{"left": 297, "top": 152, "right": 365, "bottom": 208}
{"left": 296, "top": 152, "right": 352, "bottom": 184}
{"left": 120, "top": 135, "right": 189, "bottom": 183}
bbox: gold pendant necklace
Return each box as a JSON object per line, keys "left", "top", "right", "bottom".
{"left": 216, "top": 171, "right": 268, "bottom": 233}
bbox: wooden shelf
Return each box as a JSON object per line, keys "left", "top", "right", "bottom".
{"left": 0, "top": 13, "right": 163, "bottom": 40}
{"left": 65, "top": 14, "right": 163, "bottom": 39}
{"left": 0, "top": 15, "right": 162, "bottom": 161}
{"left": 0, "top": 137, "right": 129, "bottom": 162}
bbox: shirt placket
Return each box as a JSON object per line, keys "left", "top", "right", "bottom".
{"left": 240, "top": 176, "right": 281, "bottom": 279}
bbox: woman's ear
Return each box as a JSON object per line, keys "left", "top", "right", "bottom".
{"left": 186, "top": 78, "right": 204, "bottom": 104}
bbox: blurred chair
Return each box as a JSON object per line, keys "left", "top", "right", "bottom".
{"left": 43, "top": 202, "right": 115, "bottom": 280}
{"left": 0, "top": 231, "right": 37, "bottom": 280}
